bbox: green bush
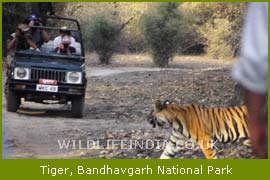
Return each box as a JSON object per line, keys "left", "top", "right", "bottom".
{"left": 141, "top": 3, "right": 192, "bottom": 67}
{"left": 64, "top": 2, "right": 244, "bottom": 59}
{"left": 87, "top": 15, "right": 120, "bottom": 64}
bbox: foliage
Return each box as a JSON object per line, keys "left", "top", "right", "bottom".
{"left": 3, "top": 2, "right": 246, "bottom": 61}
{"left": 187, "top": 2, "right": 245, "bottom": 59}
{"left": 3, "top": 3, "right": 33, "bottom": 56}
{"left": 87, "top": 15, "right": 120, "bottom": 64}
{"left": 141, "top": 2, "right": 194, "bottom": 67}
{"left": 62, "top": 2, "right": 152, "bottom": 54}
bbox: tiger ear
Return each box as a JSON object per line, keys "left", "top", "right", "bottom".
{"left": 154, "top": 100, "right": 163, "bottom": 111}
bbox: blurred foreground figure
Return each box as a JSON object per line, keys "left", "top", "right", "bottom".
{"left": 232, "top": 3, "right": 268, "bottom": 158}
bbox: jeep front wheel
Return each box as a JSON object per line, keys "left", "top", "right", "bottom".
{"left": 71, "top": 96, "right": 85, "bottom": 118}
{"left": 6, "top": 91, "right": 21, "bottom": 112}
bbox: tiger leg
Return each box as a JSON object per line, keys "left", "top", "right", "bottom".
{"left": 198, "top": 139, "right": 217, "bottom": 159}
{"left": 160, "top": 136, "right": 180, "bottom": 159}
{"left": 243, "top": 139, "right": 251, "bottom": 147}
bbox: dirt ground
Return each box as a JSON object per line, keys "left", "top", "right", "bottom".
{"left": 2, "top": 54, "right": 254, "bottom": 159}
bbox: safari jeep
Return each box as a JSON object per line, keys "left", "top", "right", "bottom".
{"left": 6, "top": 16, "right": 87, "bottom": 118}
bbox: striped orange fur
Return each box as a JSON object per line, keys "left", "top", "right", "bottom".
{"left": 147, "top": 100, "right": 250, "bottom": 159}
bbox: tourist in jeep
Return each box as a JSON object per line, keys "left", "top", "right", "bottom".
{"left": 53, "top": 26, "right": 77, "bottom": 54}
{"left": 25, "top": 14, "right": 50, "bottom": 48}
{"left": 7, "top": 23, "right": 38, "bottom": 52}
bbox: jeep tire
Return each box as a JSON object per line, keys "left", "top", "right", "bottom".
{"left": 71, "top": 96, "right": 85, "bottom": 118}
{"left": 7, "top": 91, "right": 21, "bottom": 112}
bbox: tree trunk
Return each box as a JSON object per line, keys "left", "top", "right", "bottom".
{"left": 153, "top": 54, "right": 169, "bottom": 68}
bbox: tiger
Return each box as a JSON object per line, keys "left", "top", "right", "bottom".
{"left": 147, "top": 100, "right": 250, "bottom": 159}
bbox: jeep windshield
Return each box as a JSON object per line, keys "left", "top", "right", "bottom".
{"left": 15, "top": 16, "right": 85, "bottom": 61}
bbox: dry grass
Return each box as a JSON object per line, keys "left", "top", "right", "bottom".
{"left": 85, "top": 53, "right": 236, "bottom": 69}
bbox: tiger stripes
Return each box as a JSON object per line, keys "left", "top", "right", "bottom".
{"left": 147, "top": 100, "right": 250, "bottom": 159}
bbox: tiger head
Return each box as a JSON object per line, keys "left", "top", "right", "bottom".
{"left": 147, "top": 100, "right": 174, "bottom": 128}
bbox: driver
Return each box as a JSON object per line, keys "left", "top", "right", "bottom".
{"left": 53, "top": 26, "right": 77, "bottom": 54}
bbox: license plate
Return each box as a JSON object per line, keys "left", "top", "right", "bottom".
{"left": 36, "top": 84, "right": 58, "bottom": 92}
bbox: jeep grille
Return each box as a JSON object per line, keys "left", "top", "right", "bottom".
{"left": 31, "top": 68, "right": 66, "bottom": 82}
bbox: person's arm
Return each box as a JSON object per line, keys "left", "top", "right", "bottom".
{"left": 37, "top": 21, "right": 50, "bottom": 43}
{"left": 70, "top": 37, "right": 76, "bottom": 47}
{"left": 69, "top": 37, "right": 77, "bottom": 53}
{"left": 27, "top": 39, "right": 38, "bottom": 49}
{"left": 41, "top": 29, "right": 50, "bottom": 42}
{"left": 244, "top": 89, "right": 267, "bottom": 158}
{"left": 7, "top": 37, "right": 17, "bottom": 51}
{"left": 7, "top": 30, "right": 21, "bottom": 51}
{"left": 54, "top": 37, "right": 65, "bottom": 52}
{"left": 53, "top": 37, "right": 60, "bottom": 51}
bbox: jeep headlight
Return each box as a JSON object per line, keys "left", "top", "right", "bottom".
{"left": 14, "top": 67, "right": 30, "bottom": 80}
{"left": 66, "top": 72, "right": 82, "bottom": 84}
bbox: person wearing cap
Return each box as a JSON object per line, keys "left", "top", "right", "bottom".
{"left": 53, "top": 26, "right": 77, "bottom": 54}
{"left": 7, "top": 23, "right": 38, "bottom": 52}
{"left": 25, "top": 14, "right": 50, "bottom": 48}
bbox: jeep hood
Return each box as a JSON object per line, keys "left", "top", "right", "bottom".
{"left": 14, "top": 56, "right": 85, "bottom": 71}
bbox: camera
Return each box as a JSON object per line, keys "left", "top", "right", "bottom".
{"left": 63, "top": 43, "right": 69, "bottom": 49}
{"left": 34, "top": 20, "right": 40, "bottom": 26}
{"left": 61, "top": 36, "right": 71, "bottom": 49}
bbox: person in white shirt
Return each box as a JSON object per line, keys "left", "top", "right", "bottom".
{"left": 53, "top": 26, "right": 77, "bottom": 54}
{"left": 232, "top": 3, "right": 268, "bottom": 158}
